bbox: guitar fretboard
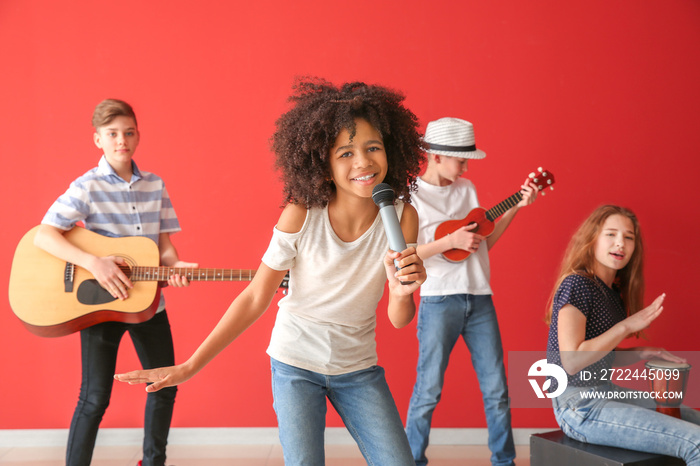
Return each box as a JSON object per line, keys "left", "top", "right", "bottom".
{"left": 485, "top": 192, "right": 523, "bottom": 222}
{"left": 123, "top": 267, "right": 256, "bottom": 282}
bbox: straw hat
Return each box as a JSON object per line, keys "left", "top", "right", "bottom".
{"left": 423, "top": 117, "right": 486, "bottom": 159}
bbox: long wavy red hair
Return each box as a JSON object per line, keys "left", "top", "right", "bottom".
{"left": 545, "top": 205, "right": 645, "bottom": 326}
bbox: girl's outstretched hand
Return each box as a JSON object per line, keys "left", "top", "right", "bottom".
{"left": 115, "top": 363, "right": 192, "bottom": 393}
{"left": 384, "top": 246, "right": 426, "bottom": 295}
{"left": 624, "top": 293, "right": 666, "bottom": 335}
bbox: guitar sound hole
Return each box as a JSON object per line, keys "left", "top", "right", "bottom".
{"left": 77, "top": 280, "right": 117, "bottom": 305}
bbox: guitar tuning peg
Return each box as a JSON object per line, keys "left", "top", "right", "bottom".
{"left": 538, "top": 167, "right": 543, "bottom": 172}
{"left": 542, "top": 171, "right": 548, "bottom": 177}
{"left": 541, "top": 191, "right": 546, "bottom": 196}
{"left": 547, "top": 179, "right": 553, "bottom": 185}
{"left": 550, "top": 186, "right": 554, "bottom": 191}
{"left": 533, "top": 177, "right": 539, "bottom": 183}
{"left": 529, "top": 172, "right": 535, "bottom": 179}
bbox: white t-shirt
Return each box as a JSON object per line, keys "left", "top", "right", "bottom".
{"left": 412, "top": 177, "right": 492, "bottom": 297}
{"left": 261, "top": 203, "right": 404, "bottom": 375}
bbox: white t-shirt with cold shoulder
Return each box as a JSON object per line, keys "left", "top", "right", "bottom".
{"left": 262, "top": 202, "right": 404, "bottom": 375}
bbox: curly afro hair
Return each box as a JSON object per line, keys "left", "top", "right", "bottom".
{"left": 271, "top": 77, "right": 425, "bottom": 208}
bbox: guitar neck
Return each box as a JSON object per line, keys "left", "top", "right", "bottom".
{"left": 485, "top": 192, "right": 523, "bottom": 222}
{"left": 127, "top": 267, "right": 257, "bottom": 282}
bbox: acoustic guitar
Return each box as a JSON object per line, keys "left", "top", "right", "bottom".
{"left": 8, "top": 226, "right": 288, "bottom": 337}
{"left": 435, "top": 167, "right": 555, "bottom": 262}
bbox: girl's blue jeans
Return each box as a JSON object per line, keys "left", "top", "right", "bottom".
{"left": 553, "top": 383, "right": 700, "bottom": 465}
{"left": 270, "top": 357, "right": 414, "bottom": 466}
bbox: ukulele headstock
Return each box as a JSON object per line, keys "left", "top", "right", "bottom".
{"left": 280, "top": 272, "right": 290, "bottom": 293}
{"left": 529, "top": 167, "right": 555, "bottom": 195}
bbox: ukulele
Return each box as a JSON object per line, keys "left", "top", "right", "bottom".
{"left": 8, "top": 226, "right": 288, "bottom": 337}
{"left": 435, "top": 167, "right": 555, "bottom": 262}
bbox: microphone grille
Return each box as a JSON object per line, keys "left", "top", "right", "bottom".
{"left": 372, "top": 183, "right": 395, "bottom": 206}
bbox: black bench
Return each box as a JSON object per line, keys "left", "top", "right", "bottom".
{"left": 530, "top": 430, "right": 685, "bottom": 465}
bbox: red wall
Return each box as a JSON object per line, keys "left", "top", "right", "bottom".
{"left": 1, "top": 1, "right": 699, "bottom": 430}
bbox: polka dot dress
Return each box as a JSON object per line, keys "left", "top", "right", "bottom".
{"left": 547, "top": 274, "right": 627, "bottom": 389}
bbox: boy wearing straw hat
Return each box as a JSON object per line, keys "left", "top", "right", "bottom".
{"left": 405, "top": 117, "right": 539, "bottom": 466}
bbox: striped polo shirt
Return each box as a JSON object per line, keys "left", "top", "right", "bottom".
{"left": 42, "top": 155, "right": 181, "bottom": 243}
{"left": 42, "top": 156, "right": 181, "bottom": 313}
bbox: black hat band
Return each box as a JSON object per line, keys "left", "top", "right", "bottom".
{"left": 427, "top": 142, "right": 477, "bottom": 152}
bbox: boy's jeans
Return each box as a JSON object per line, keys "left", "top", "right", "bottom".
{"left": 406, "top": 294, "right": 515, "bottom": 466}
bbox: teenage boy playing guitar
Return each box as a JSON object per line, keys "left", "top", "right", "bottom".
{"left": 33, "top": 99, "right": 197, "bottom": 466}
{"left": 405, "top": 117, "right": 539, "bottom": 466}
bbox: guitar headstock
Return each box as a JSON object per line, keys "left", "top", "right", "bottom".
{"left": 529, "top": 167, "right": 555, "bottom": 195}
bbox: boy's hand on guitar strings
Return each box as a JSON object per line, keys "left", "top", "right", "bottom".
{"left": 517, "top": 179, "right": 540, "bottom": 208}
{"left": 89, "top": 255, "right": 133, "bottom": 300}
{"left": 166, "top": 261, "right": 200, "bottom": 287}
{"left": 448, "top": 223, "right": 484, "bottom": 253}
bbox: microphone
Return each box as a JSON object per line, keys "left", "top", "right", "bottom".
{"left": 372, "top": 183, "right": 414, "bottom": 285}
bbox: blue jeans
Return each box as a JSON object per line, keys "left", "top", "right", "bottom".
{"left": 405, "top": 294, "right": 515, "bottom": 466}
{"left": 270, "top": 358, "right": 414, "bottom": 466}
{"left": 553, "top": 383, "right": 700, "bottom": 465}
{"left": 66, "top": 311, "right": 177, "bottom": 466}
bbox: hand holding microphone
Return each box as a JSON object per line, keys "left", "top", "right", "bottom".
{"left": 372, "top": 183, "right": 416, "bottom": 285}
